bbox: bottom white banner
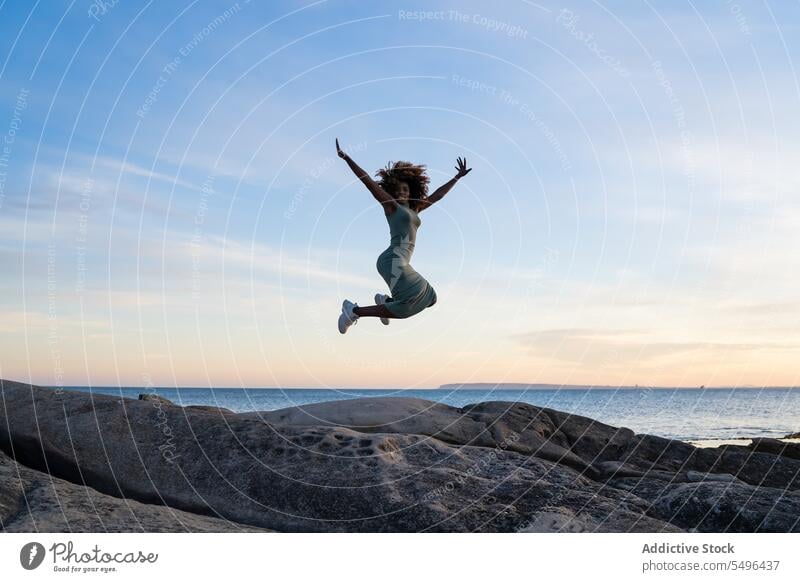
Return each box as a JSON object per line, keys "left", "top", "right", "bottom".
{"left": 0, "top": 533, "right": 796, "bottom": 581}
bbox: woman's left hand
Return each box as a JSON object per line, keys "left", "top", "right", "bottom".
{"left": 455, "top": 157, "right": 472, "bottom": 178}
{"left": 335, "top": 138, "right": 348, "bottom": 159}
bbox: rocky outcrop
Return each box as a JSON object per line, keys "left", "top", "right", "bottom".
{"left": 0, "top": 449, "right": 270, "bottom": 532}
{"left": 1, "top": 378, "right": 799, "bottom": 532}
{"left": 744, "top": 437, "right": 800, "bottom": 461}
{"left": 138, "top": 392, "right": 234, "bottom": 415}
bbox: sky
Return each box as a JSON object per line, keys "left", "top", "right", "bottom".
{"left": 1, "top": 0, "right": 799, "bottom": 389}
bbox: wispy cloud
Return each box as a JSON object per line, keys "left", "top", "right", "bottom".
{"left": 513, "top": 327, "right": 798, "bottom": 367}
{"left": 178, "top": 235, "right": 378, "bottom": 289}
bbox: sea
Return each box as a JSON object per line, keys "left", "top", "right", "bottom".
{"left": 58, "top": 385, "right": 800, "bottom": 444}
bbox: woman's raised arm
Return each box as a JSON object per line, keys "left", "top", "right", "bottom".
{"left": 420, "top": 156, "right": 471, "bottom": 210}
{"left": 336, "top": 138, "right": 395, "bottom": 209}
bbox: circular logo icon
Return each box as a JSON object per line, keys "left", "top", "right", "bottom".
{"left": 20, "top": 542, "right": 46, "bottom": 570}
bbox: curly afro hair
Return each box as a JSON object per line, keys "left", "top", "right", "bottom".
{"left": 375, "top": 161, "right": 430, "bottom": 211}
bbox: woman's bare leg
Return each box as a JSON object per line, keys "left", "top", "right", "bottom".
{"left": 353, "top": 304, "right": 402, "bottom": 319}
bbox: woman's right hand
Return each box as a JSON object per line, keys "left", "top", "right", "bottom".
{"left": 335, "top": 138, "right": 348, "bottom": 160}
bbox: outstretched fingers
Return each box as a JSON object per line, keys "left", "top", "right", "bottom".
{"left": 455, "top": 156, "right": 472, "bottom": 176}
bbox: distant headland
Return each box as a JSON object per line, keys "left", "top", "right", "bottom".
{"left": 438, "top": 383, "right": 797, "bottom": 390}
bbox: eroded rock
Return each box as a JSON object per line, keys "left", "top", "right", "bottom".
{"left": 1, "top": 378, "right": 798, "bottom": 532}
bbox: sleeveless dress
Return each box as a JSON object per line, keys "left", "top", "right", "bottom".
{"left": 376, "top": 202, "right": 437, "bottom": 318}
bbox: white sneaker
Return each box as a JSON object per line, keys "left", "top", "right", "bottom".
{"left": 338, "top": 299, "right": 359, "bottom": 334}
{"left": 374, "top": 293, "right": 390, "bottom": 326}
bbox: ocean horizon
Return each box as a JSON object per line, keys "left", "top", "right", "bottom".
{"left": 54, "top": 385, "right": 800, "bottom": 443}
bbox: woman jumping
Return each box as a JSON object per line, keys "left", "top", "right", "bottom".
{"left": 335, "top": 138, "right": 472, "bottom": 334}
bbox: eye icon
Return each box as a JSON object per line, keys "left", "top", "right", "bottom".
{"left": 20, "top": 542, "right": 46, "bottom": 570}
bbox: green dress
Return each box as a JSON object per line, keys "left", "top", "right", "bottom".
{"left": 376, "top": 202, "right": 437, "bottom": 318}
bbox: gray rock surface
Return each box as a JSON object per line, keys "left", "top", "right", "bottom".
{"left": 2, "top": 378, "right": 799, "bottom": 532}
{"left": 746, "top": 437, "right": 800, "bottom": 460}
{"left": 0, "top": 450, "right": 270, "bottom": 532}
{"left": 138, "top": 392, "right": 234, "bottom": 415}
